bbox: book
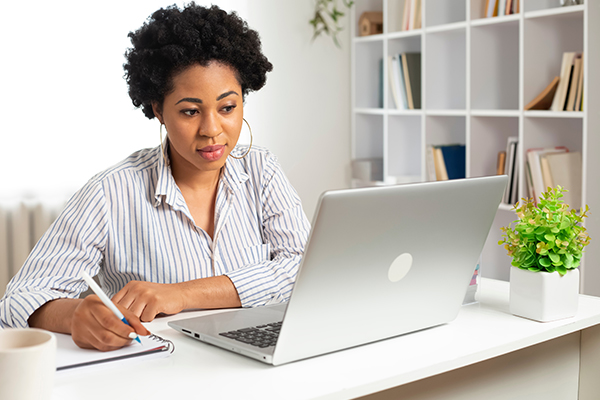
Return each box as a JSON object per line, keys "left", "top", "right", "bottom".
{"left": 388, "top": 56, "right": 402, "bottom": 109}
{"left": 544, "top": 151, "right": 582, "bottom": 210}
{"left": 402, "top": 0, "right": 411, "bottom": 31}
{"left": 510, "top": 140, "right": 519, "bottom": 204}
{"left": 505, "top": 0, "right": 513, "bottom": 15}
{"left": 440, "top": 145, "right": 466, "bottom": 180}
{"left": 414, "top": 0, "right": 422, "bottom": 29}
{"left": 392, "top": 54, "right": 407, "bottom": 109}
{"left": 433, "top": 147, "right": 449, "bottom": 181}
{"left": 496, "top": 151, "right": 506, "bottom": 175}
{"left": 524, "top": 76, "right": 559, "bottom": 111}
{"left": 401, "top": 53, "right": 414, "bottom": 109}
{"left": 574, "top": 53, "right": 584, "bottom": 111}
{"left": 498, "top": 0, "right": 506, "bottom": 16}
{"left": 379, "top": 58, "right": 384, "bottom": 108}
{"left": 566, "top": 56, "right": 582, "bottom": 111}
{"left": 562, "top": 64, "right": 575, "bottom": 111}
{"left": 551, "top": 52, "right": 577, "bottom": 111}
{"left": 426, "top": 145, "right": 437, "bottom": 181}
{"left": 525, "top": 160, "right": 535, "bottom": 200}
{"left": 503, "top": 137, "right": 518, "bottom": 204}
{"left": 540, "top": 154, "right": 554, "bottom": 190}
{"left": 408, "top": 0, "right": 417, "bottom": 30}
{"left": 526, "top": 147, "right": 568, "bottom": 205}
{"left": 486, "top": 0, "right": 498, "bottom": 18}
{"left": 396, "top": 54, "right": 409, "bottom": 109}
{"left": 56, "top": 333, "right": 174, "bottom": 371}
{"left": 404, "top": 53, "right": 422, "bottom": 109}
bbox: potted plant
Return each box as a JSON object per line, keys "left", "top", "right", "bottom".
{"left": 499, "top": 186, "right": 591, "bottom": 322}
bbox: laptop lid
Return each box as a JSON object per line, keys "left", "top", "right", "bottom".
{"left": 169, "top": 175, "right": 507, "bottom": 365}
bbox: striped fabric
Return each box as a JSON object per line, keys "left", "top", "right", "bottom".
{"left": 0, "top": 144, "right": 310, "bottom": 328}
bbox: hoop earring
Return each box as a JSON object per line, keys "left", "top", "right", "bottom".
{"left": 160, "top": 123, "right": 169, "bottom": 166}
{"left": 229, "top": 118, "right": 253, "bottom": 159}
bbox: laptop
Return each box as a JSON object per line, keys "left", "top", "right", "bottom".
{"left": 168, "top": 175, "right": 508, "bottom": 365}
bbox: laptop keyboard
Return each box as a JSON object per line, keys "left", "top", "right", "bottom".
{"left": 219, "top": 321, "right": 282, "bottom": 348}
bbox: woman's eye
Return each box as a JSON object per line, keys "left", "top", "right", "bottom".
{"left": 222, "top": 105, "right": 236, "bottom": 113}
{"left": 183, "top": 109, "right": 198, "bottom": 116}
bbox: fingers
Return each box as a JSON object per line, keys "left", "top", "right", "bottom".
{"left": 112, "top": 281, "right": 184, "bottom": 322}
{"left": 71, "top": 295, "right": 144, "bottom": 351}
{"left": 120, "top": 305, "right": 151, "bottom": 335}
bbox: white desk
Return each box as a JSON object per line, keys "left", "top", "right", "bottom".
{"left": 53, "top": 279, "right": 600, "bottom": 400}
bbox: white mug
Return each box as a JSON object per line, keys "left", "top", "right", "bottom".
{"left": 0, "top": 328, "right": 56, "bottom": 400}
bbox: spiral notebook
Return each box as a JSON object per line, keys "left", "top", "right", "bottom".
{"left": 55, "top": 332, "right": 175, "bottom": 371}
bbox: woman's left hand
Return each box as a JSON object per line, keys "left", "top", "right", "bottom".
{"left": 112, "top": 281, "right": 187, "bottom": 322}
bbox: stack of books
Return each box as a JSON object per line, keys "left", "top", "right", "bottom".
{"left": 401, "top": 0, "right": 422, "bottom": 31}
{"left": 525, "top": 52, "right": 584, "bottom": 112}
{"left": 426, "top": 144, "right": 466, "bottom": 182}
{"left": 387, "top": 53, "right": 421, "bottom": 110}
{"left": 525, "top": 147, "right": 582, "bottom": 209}
{"left": 483, "top": 0, "right": 520, "bottom": 18}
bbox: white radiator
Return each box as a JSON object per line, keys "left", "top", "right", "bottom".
{"left": 0, "top": 198, "right": 66, "bottom": 297}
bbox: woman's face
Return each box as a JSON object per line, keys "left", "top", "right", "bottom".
{"left": 153, "top": 62, "right": 243, "bottom": 176}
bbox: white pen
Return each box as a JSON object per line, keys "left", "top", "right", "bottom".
{"left": 80, "top": 271, "right": 142, "bottom": 344}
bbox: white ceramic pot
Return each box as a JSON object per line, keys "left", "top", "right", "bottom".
{"left": 509, "top": 267, "right": 579, "bottom": 322}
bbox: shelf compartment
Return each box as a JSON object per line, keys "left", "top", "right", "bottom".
{"left": 425, "top": 115, "right": 466, "bottom": 146}
{"left": 354, "top": 113, "right": 384, "bottom": 159}
{"left": 354, "top": 0, "right": 384, "bottom": 38}
{"left": 387, "top": 115, "right": 422, "bottom": 180}
{"left": 469, "top": 116, "right": 519, "bottom": 179}
{"left": 523, "top": 11, "right": 583, "bottom": 113}
{"left": 354, "top": 40, "right": 384, "bottom": 109}
{"left": 425, "top": 28, "right": 466, "bottom": 110}
{"left": 386, "top": 0, "right": 422, "bottom": 34}
{"left": 386, "top": 35, "right": 422, "bottom": 111}
{"left": 522, "top": 117, "right": 583, "bottom": 155}
{"left": 424, "top": 0, "right": 466, "bottom": 28}
{"left": 471, "top": 21, "right": 520, "bottom": 110}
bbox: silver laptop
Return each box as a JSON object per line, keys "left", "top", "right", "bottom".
{"left": 169, "top": 175, "right": 507, "bottom": 365}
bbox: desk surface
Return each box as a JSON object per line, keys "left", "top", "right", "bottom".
{"left": 52, "top": 279, "right": 600, "bottom": 400}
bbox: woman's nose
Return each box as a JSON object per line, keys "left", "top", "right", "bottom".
{"left": 199, "top": 111, "right": 222, "bottom": 137}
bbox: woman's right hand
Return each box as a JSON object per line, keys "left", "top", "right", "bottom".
{"left": 71, "top": 295, "right": 150, "bottom": 351}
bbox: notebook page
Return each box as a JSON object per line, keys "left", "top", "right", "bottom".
{"left": 55, "top": 332, "right": 173, "bottom": 371}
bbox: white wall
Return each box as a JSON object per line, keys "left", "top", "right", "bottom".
{"left": 0, "top": 0, "right": 351, "bottom": 220}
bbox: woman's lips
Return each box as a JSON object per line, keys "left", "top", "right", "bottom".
{"left": 197, "top": 145, "right": 225, "bottom": 161}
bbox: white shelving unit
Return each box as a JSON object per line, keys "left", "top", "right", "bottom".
{"left": 350, "top": 0, "right": 600, "bottom": 295}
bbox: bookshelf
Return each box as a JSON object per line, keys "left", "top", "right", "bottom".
{"left": 350, "top": 0, "right": 600, "bottom": 295}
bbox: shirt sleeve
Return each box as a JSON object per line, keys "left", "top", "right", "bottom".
{"left": 225, "top": 155, "right": 311, "bottom": 307}
{"left": 0, "top": 180, "right": 108, "bottom": 328}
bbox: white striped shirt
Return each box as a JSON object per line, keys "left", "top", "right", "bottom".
{"left": 0, "top": 144, "right": 310, "bottom": 328}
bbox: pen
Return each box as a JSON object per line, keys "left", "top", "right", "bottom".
{"left": 81, "top": 271, "right": 142, "bottom": 344}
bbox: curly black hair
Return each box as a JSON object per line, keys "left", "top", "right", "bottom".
{"left": 124, "top": 3, "right": 273, "bottom": 119}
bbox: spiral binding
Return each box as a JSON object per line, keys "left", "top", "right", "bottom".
{"left": 148, "top": 333, "right": 176, "bottom": 354}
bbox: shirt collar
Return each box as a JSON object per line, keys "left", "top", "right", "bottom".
{"left": 221, "top": 154, "right": 250, "bottom": 193}
{"left": 154, "top": 142, "right": 250, "bottom": 207}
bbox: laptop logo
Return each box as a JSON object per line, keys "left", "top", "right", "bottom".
{"left": 388, "top": 253, "right": 413, "bottom": 282}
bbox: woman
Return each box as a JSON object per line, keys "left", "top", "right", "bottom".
{"left": 0, "top": 3, "right": 310, "bottom": 351}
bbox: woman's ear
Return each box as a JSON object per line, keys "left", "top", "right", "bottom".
{"left": 152, "top": 102, "right": 164, "bottom": 124}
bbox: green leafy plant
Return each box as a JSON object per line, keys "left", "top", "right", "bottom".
{"left": 310, "top": 0, "right": 354, "bottom": 48}
{"left": 499, "top": 186, "right": 591, "bottom": 276}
